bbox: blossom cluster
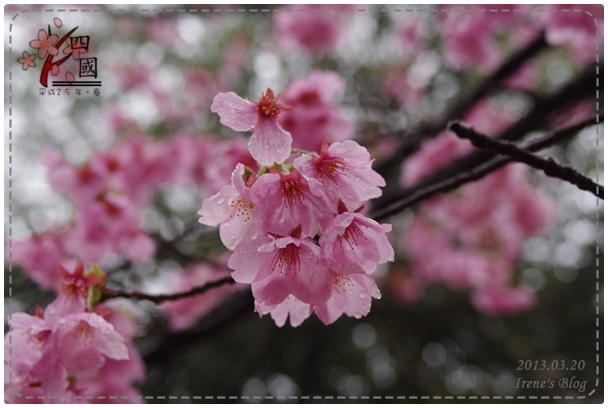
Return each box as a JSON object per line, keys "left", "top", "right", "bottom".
{"left": 4, "top": 262, "right": 144, "bottom": 402}
{"left": 199, "top": 88, "right": 394, "bottom": 327}
{"left": 12, "top": 133, "right": 251, "bottom": 291}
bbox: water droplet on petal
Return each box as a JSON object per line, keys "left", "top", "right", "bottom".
{"left": 216, "top": 197, "right": 225, "bottom": 205}
{"left": 358, "top": 292, "right": 365, "bottom": 299}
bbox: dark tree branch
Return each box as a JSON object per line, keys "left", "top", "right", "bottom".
{"left": 374, "top": 31, "right": 549, "bottom": 176}
{"left": 373, "top": 59, "right": 602, "bottom": 212}
{"left": 101, "top": 276, "right": 235, "bottom": 303}
{"left": 370, "top": 115, "right": 602, "bottom": 221}
{"left": 449, "top": 121, "right": 604, "bottom": 199}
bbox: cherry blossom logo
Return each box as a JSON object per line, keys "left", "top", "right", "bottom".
{"left": 19, "top": 17, "right": 101, "bottom": 88}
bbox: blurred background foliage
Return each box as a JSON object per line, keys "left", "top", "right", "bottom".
{"left": 4, "top": 4, "right": 604, "bottom": 401}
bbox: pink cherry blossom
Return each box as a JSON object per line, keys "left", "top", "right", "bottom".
{"left": 279, "top": 71, "right": 355, "bottom": 151}
{"left": 472, "top": 286, "right": 537, "bottom": 315}
{"left": 274, "top": 5, "right": 356, "bottom": 55}
{"left": 63, "top": 36, "right": 89, "bottom": 60}
{"left": 400, "top": 157, "right": 556, "bottom": 306}
{"left": 5, "top": 313, "right": 50, "bottom": 379}
{"left": 43, "top": 261, "right": 101, "bottom": 326}
{"left": 541, "top": 4, "right": 604, "bottom": 65}
{"left": 5, "top": 290, "right": 135, "bottom": 399}
{"left": 382, "top": 69, "right": 426, "bottom": 110}
{"left": 65, "top": 192, "right": 153, "bottom": 263}
{"left": 314, "top": 271, "right": 381, "bottom": 325}
{"left": 75, "top": 340, "right": 144, "bottom": 401}
{"left": 201, "top": 138, "right": 257, "bottom": 193}
{"left": 81, "top": 303, "right": 145, "bottom": 399}
{"left": 396, "top": 14, "right": 429, "bottom": 58}
{"left": 40, "top": 148, "right": 108, "bottom": 204}
{"left": 319, "top": 204, "right": 394, "bottom": 274}
{"left": 53, "top": 313, "right": 128, "bottom": 375}
{"left": 438, "top": 5, "right": 526, "bottom": 72}
{"left": 29, "top": 29, "right": 59, "bottom": 59}
{"left": 17, "top": 51, "right": 36, "bottom": 70}
{"left": 145, "top": 16, "right": 180, "bottom": 48}
{"left": 228, "top": 233, "right": 333, "bottom": 306}
{"left": 294, "top": 139, "right": 386, "bottom": 210}
{"left": 110, "top": 135, "right": 178, "bottom": 204}
{"left": 198, "top": 163, "right": 263, "bottom": 251}
{"left": 255, "top": 295, "right": 312, "bottom": 328}
{"left": 400, "top": 131, "right": 472, "bottom": 187}
{"left": 211, "top": 89, "right": 293, "bottom": 166}
{"left": 250, "top": 169, "right": 332, "bottom": 238}
{"left": 11, "top": 232, "right": 68, "bottom": 290}
{"left": 53, "top": 17, "right": 63, "bottom": 28}
{"left": 5, "top": 346, "right": 68, "bottom": 399}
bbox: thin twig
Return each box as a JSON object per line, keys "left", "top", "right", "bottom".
{"left": 101, "top": 276, "right": 235, "bottom": 303}
{"left": 374, "top": 59, "right": 601, "bottom": 211}
{"left": 449, "top": 121, "right": 604, "bottom": 199}
{"left": 370, "top": 115, "right": 602, "bottom": 221}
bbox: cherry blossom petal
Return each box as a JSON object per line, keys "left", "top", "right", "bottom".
{"left": 248, "top": 118, "right": 293, "bottom": 166}
{"left": 211, "top": 92, "right": 258, "bottom": 131}
{"left": 320, "top": 212, "right": 394, "bottom": 274}
{"left": 54, "top": 18, "right": 63, "bottom": 28}
{"left": 227, "top": 237, "right": 275, "bottom": 283}
{"left": 252, "top": 275, "right": 292, "bottom": 306}
{"left": 255, "top": 295, "right": 312, "bottom": 327}
{"left": 314, "top": 273, "right": 381, "bottom": 325}
{"left": 198, "top": 184, "right": 240, "bottom": 226}
{"left": 122, "top": 232, "right": 156, "bottom": 262}
{"left": 54, "top": 313, "right": 128, "bottom": 374}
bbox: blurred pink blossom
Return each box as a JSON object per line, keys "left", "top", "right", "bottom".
{"left": 161, "top": 264, "right": 241, "bottom": 331}
{"left": 396, "top": 15, "right": 429, "bottom": 58}
{"left": 11, "top": 232, "right": 69, "bottom": 290}
{"left": 280, "top": 71, "right": 355, "bottom": 151}
{"left": 439, "top": 5, "right": 532, "bottom": 72}
{"left": 472, "top": 286, "right": 537, "bottom": 315}
{"left": 274, "top": 5, "right": 356, "bottom": 55}
{"left": 541, "top": 4, "right": 604, "bottom": 65}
